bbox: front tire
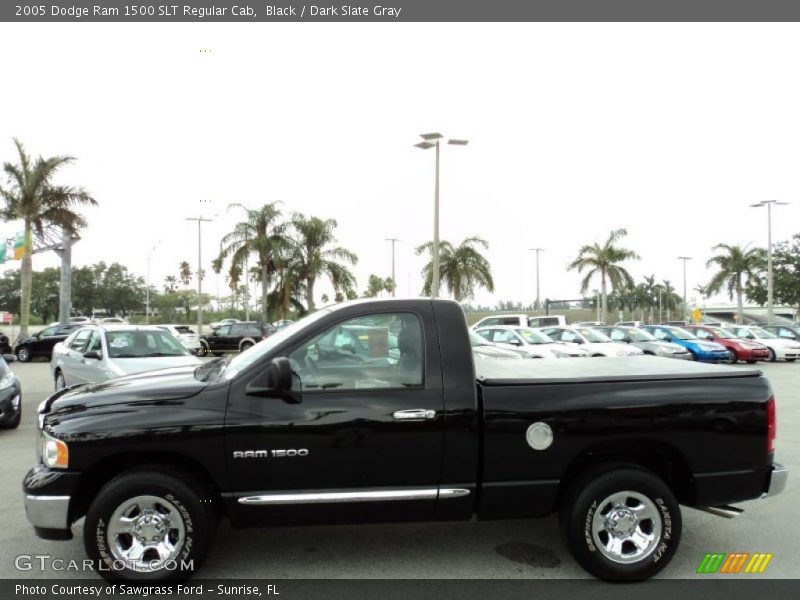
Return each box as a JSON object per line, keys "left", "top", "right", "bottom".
{"left": 16, "top": 347, "right": 31, "bottom": 363}
{"left": 195, "top": 343, "right": 208, "bottom": 357}
{"left": 560, "top": 465, "right": 682, "bottom": 581}
{"left": 84, "top": 469, "right": 215, "bottom": 582}
{"left": 768, "top": 348, "right": 777, "bottom": 362}
{"left": 240, "top": 341, "right": 254, "bottom": 352}
{"left": 725, "top": 351, "right": 738, "bottom": 364}
{"left": 54, "top": 370, "right": 66, "bottom": 392}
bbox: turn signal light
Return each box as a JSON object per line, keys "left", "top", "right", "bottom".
{"left": 42, "top": 434, "right": 69, "bottom": 469}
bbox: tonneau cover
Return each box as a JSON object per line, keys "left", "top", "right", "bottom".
{"left": 476, "top": 355, "right": 761, "bottom": 385}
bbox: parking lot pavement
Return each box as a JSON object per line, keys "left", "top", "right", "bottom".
{"left": 0, "top": 360, "right": 797, "bottom": 579}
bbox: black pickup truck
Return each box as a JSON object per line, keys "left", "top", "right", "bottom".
{"left": 24, "top": 298, "right": 786, "bottom": 582}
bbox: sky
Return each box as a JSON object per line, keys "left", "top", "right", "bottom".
{"left": 1, "top": 22, "right": 799, "bottom": 310}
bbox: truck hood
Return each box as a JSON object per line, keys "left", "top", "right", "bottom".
{"left": 42, "top": 365, "right": 208, "bottom": 418}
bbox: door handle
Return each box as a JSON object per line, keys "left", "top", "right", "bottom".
{"left": 392, "top": 409, "right": 436, "bottom": 421}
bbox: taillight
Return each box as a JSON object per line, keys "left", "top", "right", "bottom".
{"left": 766, "top": 397, "right": 776, "bottom": 453}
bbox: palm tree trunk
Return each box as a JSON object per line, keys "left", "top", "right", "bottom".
{"left": 736, "top": 281, "right": 744, "bottom": 323}
{"left": 19, "top": 223, "right": 33, "bottom": 339}
{"left": 600, "top": 270, "right": 608, "bottom": 323}
{"left": 306, "top": 277, "right": 316, "bottom": 312}
{"left": 261, "top": 263, "right": 269, "bottom": 321}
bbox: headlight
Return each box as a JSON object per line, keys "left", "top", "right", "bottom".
{"left": 0, "top": 370, "right": 16, "bottom": 389}
{"left": 41, "top": 432, "right": 69, "bottom": 469}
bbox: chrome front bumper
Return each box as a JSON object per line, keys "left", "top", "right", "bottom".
{"left": 24, "top": 494, "right": 71, "bottom": 530}
{"left": 765, "top": 463, "right": 788, "bottom": 498}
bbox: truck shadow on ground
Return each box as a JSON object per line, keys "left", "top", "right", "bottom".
{"left": 203, "top": 516, "right": 573, "bottom": 578}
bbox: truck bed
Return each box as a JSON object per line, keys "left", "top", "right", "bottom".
{"left": 476, "top": 355, "right": 762, "bottom": 385}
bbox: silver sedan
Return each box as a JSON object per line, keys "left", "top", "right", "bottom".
{"left": 50, "top": 325, "right": 203, "bottom": 390}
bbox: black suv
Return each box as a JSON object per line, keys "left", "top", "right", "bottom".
{"left": 13, "top": 323, "right": 83, "bottom": 362}
{"left": 199, "top": 321, "right": 275, "bottom": 356}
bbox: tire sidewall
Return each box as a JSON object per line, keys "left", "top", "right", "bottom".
{"left": 562, "top": 467, "right": 682, "bottom": 581}
{"left": 84, "top": 472, "right": 209, "bottom": 582}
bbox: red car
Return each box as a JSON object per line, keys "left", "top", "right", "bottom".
{"left": 685, "top": 325, "right": 771, "bottom": 363}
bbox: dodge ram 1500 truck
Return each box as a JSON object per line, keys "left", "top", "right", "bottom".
{"left": 23, "top": 298, "right": 787, "bottom": 582}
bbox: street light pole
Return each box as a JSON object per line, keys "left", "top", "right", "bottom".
{"left": 530, "top": 248, "right": 544, "bottom": 309}
{"left": 145, "top": 241, "right": 162, "bottom": 325}
{"left": 385, "top": 238, "right": 400, "bottom": 297}
{"left": 751, "top": 200, "right": 789, "bottom": 325}
{"left": 415, "top": 133, "right": 468, "bottom": 298}
{"left": 187, "top": 217, "right": 213, "bottom": 335}
{"left": 678, "top": 256, "right": 692, "bottom": 321}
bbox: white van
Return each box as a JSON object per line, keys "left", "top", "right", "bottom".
{"left": 471, "top": 314, "right": 568, "bottom": 330}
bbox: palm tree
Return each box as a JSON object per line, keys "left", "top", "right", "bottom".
{"left": 164, "top": 275, "right": 178, "bottom": 293}
{"left": 705, "top": 243, "right": 767, "bottom": 323}
{"left": 0, "top": 139, "right": 96, "bottom": 337}
{"left": 567, "top": 228, "right": 640, "bottom": 323}
{"left": 179, "top": 261, "right": 192, "bottom": 287}
{"left": 219, "top": 202, "right": 287, "bottom": 321}
{"left": 290, "top": 213, "right": 358, "bottom": 311}
{"left": 654, "top": 279, "right": 681, "bottom": 321}
{"left": 415, "top": 236, "right": 494, "bottom": 301}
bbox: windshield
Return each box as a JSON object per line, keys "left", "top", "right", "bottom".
{"left": 105, "top": 330, "right": 190, "bottom": 358}
{"left": 576, "top": 327, "right": 611, "bottom": 343}
{"left": 626, "top": 328, "right": 656, "bottom": 342}
{"left": 469, "top": 332, "right": 490, "bottom": 347}
{"left": 710, "top": 328, "right": 737, "bottom": 339}
{"left": 749, "top": 327, "right": 776, "bottom": 339}
{"left": 221, "top": 308, "right": 333, "bottom": 380}
{"left": 667, "top": 327, "right": 697, "bottom": 340}
{"left": 518, "top": 328, "right": 555, "bottom": 344}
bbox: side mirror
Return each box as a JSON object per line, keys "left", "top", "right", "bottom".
{"left": 83, "top": 350, "right": 102, "bottom": 360}
{"left": 246, "top": 357, "right": 294, "bottom": 398}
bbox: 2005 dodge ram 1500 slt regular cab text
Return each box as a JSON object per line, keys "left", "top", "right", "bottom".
{"left": 24, "top": 298, "right": 787, "bottom": 582}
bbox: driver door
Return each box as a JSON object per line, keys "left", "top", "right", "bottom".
{"left": 225, "top": 309, "right": 445, "bottom": 526}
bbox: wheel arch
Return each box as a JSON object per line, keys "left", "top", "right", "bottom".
{"left": 71, "top": 451, "right": 225, "bottom": 524}
{"left": 557, "top": 439, "right": 695, "bottom": 509}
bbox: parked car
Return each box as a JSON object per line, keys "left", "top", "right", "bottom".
{"left": 475, "top": 326, "right": 589, "bottom": 358}
{"left": 0, "top": 354, "right": 21, "bottom": 429}
{"left": 762, "top": 325, "right": 800, "bottom": 343}
{"left": 528, "top": 314, "right": 567, "bottom": 328}
{"left": 684, "top": 325, "right": 771, "bottom": 364}
{"left": 313, "top": 323, "right": 401, "bottom": 366}
{"left": 471, "top": 314, "right": 568, "bottom": 330}
{"left": 198, "top": 321, "right": 275, "bottom": 356}
{"left": 592, "top": 326, "right": 692, "bottom": 359}
{"left": 25, "top": 298, "right": 786, "bottom": 583}
{"left": 95, "top": 317, "right": 128, "bottom": 325}
{"left": 51, "top": 325, "right": 203, "bottom": 390}
{"left": 615, "top": 320, "right": 643, "bottom": 327}
{"left": 640, "top": 325, "right": 731, "bottom": 363}
{"left": 469, "top": 331, "right": 525, "bottom": 360}
{"left": 660, "top": 320, "right": 689, "bottom": 326}
{"left": 722, "top": 325, "right": 800, "bottom": 362}
{"left": 210, "top": 318, "right": 240, "bottom": 330}
{"left": 574, "top": 321, "right": 606, "bottom": 326}
{"left": 157, "top": 324, "right": 203, "bottom": 354}
{"left": 49, "top": 316, "right": 94, "bottom": 327}
{"left": 13, "top": 323, "right": 83, "bottom": 362}
{"left": 539, "top": 326, "right": 644, "bottom": 357}
{"left": 0, "top": 331, "right": 11, "bottom": 354}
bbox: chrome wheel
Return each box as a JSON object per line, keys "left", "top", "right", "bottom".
{"left": 17, "top": 347, "right": 30, "bottom": 362}
{"left": 107, "top": 495, "right": 186, "bottom": 572}
{"left": 591, "top": 491, "right": 661, "bottom": 564}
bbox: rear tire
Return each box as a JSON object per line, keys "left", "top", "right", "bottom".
{"left": 195, "top": 344, "right": 208, "bottom": 357}
{"left": 240, "top": 341, "right": 254, "bottom": 352}
{"left": 560, "top": 465, "right": 682, "bottom": 581}
{"left": 83, "top": 469, "right": 215, "bottom": 582}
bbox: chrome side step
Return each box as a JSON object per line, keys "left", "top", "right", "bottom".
{"left": 695, "top": 504, "right": 744, "bottom": 519}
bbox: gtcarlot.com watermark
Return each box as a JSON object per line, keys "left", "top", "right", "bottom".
{"left": 15, "top": 553, "right": 194, "bottom": 573}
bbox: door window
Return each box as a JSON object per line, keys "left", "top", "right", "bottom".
{"left": 215, "top": 325, "right": 232, "bottom": 336}
{"left": 288, "top": 313, "right": 422, "bottom": 391}
{"left": 69, "top": 329, "right": 93, "bottom": 352}
{"left": 608, "top": 329, "right": 626, "bottom": 341}
{"left": 695, "top": 330, "right": 712, "bottom": 339}
{"left": 86, "top": 331, "right": 102, "bottom": 353}
{"left": 39, "top": 327, "right": 58, "bottom": 337}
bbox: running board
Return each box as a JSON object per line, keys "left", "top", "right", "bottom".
{"left": 695, "top": 505, "right": 744, "bottom": 519}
